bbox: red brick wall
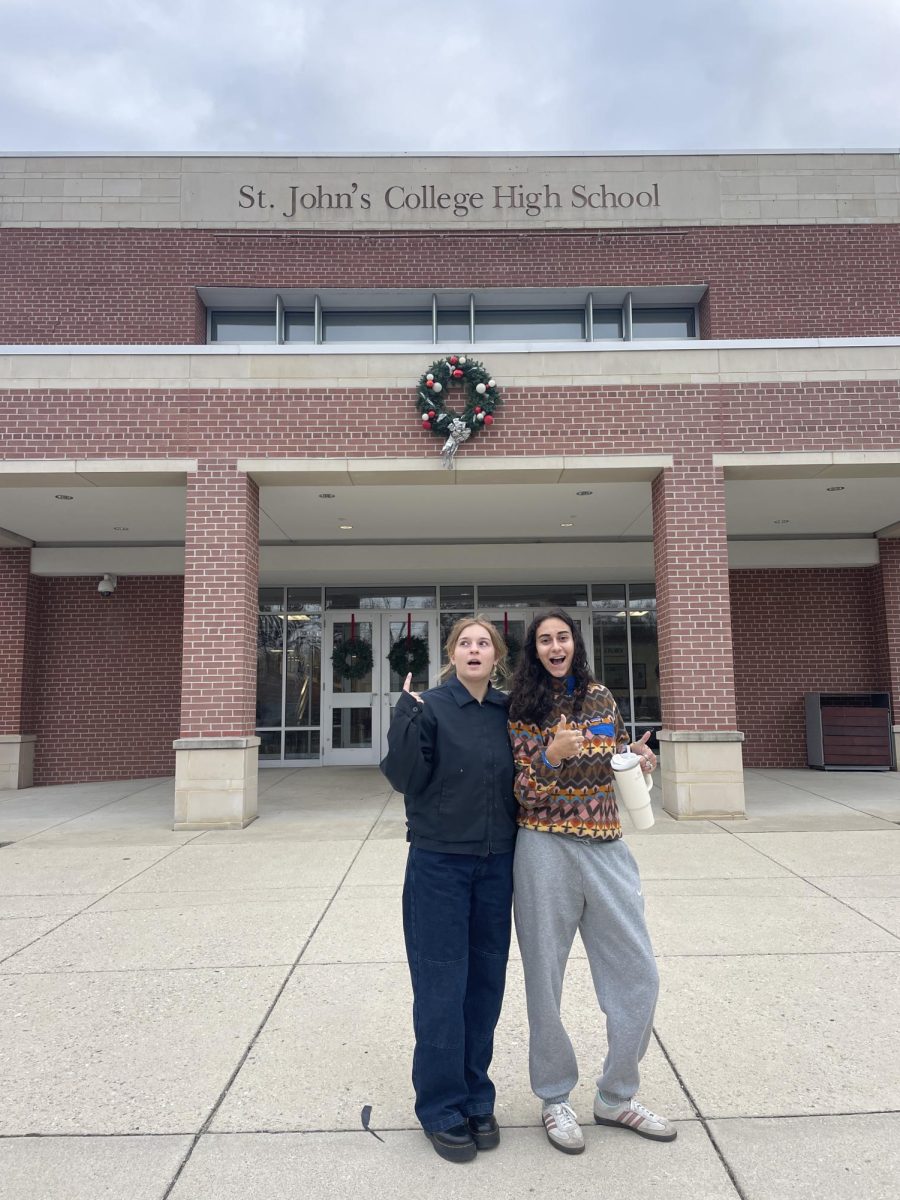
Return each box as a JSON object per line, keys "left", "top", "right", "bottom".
{"left": 0, "top": 379, "right": 898, "bottom": 462}
{"left": 1, "top": 224, "right": 898, "bottom": 344}
{"left": 30, "top": 576, "right": 182, "bottom": 785}
{"left": 180, "top": 466, "right": 258, "bottom": 738}
{"left": 875, "top": 538, "right": 900, "bottom": 715}
{"left": 730, "top": 568, "right": 882, "bottom": 768}
{"left": 652, "top": 463, "right": 737, "bottom": 730}
{"left": 0, "top": 549, "right": 32, "bottom": 734}
{"left": 21, "top": 572, "right": 45, "bottom": 734}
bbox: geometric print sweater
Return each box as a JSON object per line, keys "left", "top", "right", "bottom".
{"left": 508, "top": 680, "right": 630, "bottom": 841}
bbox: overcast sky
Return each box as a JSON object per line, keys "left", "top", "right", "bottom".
{"left": 0, "top": 0, "right": 897, "bottom": 155}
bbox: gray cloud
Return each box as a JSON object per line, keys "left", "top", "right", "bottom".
{"left": 0, "top": 0, "right": 897, "bottom": 153}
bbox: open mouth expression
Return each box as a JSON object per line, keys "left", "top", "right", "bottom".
{"left": 535, "top": 618, "right": 575, "bottom": 678}
{"left": 452, "top": 625, "right": 497, "bottom": 681}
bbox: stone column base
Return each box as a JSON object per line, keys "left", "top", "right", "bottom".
{"left": 173, "top": 737, "right": 260, "bottom": 830}
{"left": 0, "top": 734, "right": 36, "bottom": 790}
{"left": 658, "top": 730, "right": 745, "bottom": 819}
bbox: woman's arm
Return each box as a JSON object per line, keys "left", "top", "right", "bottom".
{"left": 380, "top": 689, "right": 436, "bottom": 795}
{"left": 508, "top": 720, "right": 565, "bottom": 810}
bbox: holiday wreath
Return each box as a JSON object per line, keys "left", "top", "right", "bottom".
{"left": 331, "top": 635, "right": 374, "bottom": 681}
{"left": 387, "top": 634, "right": 430, "bottom": 679}
{"left": 416, "top": 355, "right": 501, "bottom": 467}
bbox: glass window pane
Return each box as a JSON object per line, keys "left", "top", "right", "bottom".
{"left": 285, "top": 730, "right": 321, "bottom": 760}
{"left": 256, "top": 614, "right": 283, "bottom": 725}
{"left": 325, "top": 588, "right": 435, "bottom": 610}
{"left": 287, "top": 587, "right": 322, "bottom": 614}
{"left": 592, "top": 308, "right": 623, "bottom": 339}
{"left": 322, "top": 310, "right": 432, "bottom": 342}
{"left": 630, "top": 595, "right": 660, "bottom": 724}
{"left": 632, "top": 307, "right": 695, "bottom": 338}
{"left": 440, "top": 585, "right": 475, "bottom": 610}
{"left": 593, "top": 609, "right": 629, "bottom": 716}
{"left": 475, "top": 309, "right": 585, "bottom": 341}
{"left": 477, "top": 584, "right": 588, "bottom": 608}
{"left": 259, "top": 588, "right": 284, "bottom": 613}
{"left": 591, "top": 586, "right": 626, "bottom": 610}
{"left": 284, "top": 311, "right": 315, "bottom": 343}
{"left": 286, "top": 615, "right": 321, "bottom": 726}
{"left": 437, "top": 309, "right": 470, "bottom": 342}
{"left": 331, "top": 707, "right": 372, "bottom": 749}
{"left": 210, "top": 310, "right": 276, "bottom": 342}
{"left": 257, "top": 730, "right": 282, "bottom": 761}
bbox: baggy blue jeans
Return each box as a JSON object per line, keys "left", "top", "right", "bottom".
{"left": 402, "top": 846, "right": 514, "bottom": 1132}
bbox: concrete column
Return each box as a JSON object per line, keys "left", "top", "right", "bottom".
{"left": 0, "top": 549, "right": 40, "bottom": 789}
{"left": 875, "top": 537, "right": 900, "bottom": 769}
{"left": 652, "top": 462, "right": 745, "bottom": 817}
{"left": 174, "top": 462, "right": 260, "bottom": 829}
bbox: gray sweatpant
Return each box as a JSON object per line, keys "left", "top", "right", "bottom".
{"left": 513, "top": 828, "right": 659, "bottom": 1104}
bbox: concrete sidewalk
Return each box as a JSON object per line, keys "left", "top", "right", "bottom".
{"left": 1, "top": 767, "right": 898, "bottom": 1199}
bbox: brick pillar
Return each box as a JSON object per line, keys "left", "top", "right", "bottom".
{"left": 875, "top": 537, "right": 900, "bottom": 769}
{"left": 0, "top": 549, "right": 39, "bottom": 788}
{"left": 173, "top": 463, "right": 260, "bottom": 829}
{"left": 652, "top": 462, "right": 745, "bottom": 817}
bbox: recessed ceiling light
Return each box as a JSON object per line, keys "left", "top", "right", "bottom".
{"left": 339, "top": 524, "right": 353, "bottom": 530}
{"left": 825, "top": 486, "right": 846, "bottom": 492}
{"left": 54, "top": 494, "right": 73, "bottom": 500}
{"left": 576, "top": 490, "right": 593, "bottom": 496}
{"left": 560, "top": 521, "right": 575, "bottom": 528}
{"left": 318, "top": 493, "right": 335, "bottom": 499}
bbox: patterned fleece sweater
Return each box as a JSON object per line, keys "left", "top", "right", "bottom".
{"left": 508, "top": 681, "right": 630, "bottom": 840}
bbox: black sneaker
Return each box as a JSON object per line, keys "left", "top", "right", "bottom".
{"left": 425, "top": 1123, "right": 477, "bottom": 1163}
{"left": 467, "top": 1113, "right": 500, "bottom": 1150}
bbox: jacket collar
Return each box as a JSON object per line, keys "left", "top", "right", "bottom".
{"left": 446, "top": 675, "right": 507, "bottom": 708}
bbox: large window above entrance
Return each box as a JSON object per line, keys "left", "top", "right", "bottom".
{"left": 202, "top": 286, "right": 703, "bottom": 346}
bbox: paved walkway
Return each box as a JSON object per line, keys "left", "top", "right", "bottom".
{"left": 1, "top": 767, "right": 898, "bottom": 1199}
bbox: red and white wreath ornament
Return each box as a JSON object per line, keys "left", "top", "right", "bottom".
{"left": 416, "top": 355, "right": 501, "bottom": 468}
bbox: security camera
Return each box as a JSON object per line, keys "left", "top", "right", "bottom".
{"left": 97, "top": 574, "right": 117, "bottom": 598}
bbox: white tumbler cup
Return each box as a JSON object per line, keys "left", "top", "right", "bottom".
{"left": 610, "top": 750, "right": 655, "bottom": 830}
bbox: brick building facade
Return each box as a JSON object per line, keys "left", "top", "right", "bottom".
{"left": 1, "top": 152, "right": 898, "bottom": 825}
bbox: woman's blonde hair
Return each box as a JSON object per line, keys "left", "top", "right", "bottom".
{"left": 438, "top": 615, "right": 509, "bottom": 683}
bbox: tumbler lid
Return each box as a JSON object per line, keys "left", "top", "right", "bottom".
{"left": 610, "top": 750, "right": 640, "bottom": 771}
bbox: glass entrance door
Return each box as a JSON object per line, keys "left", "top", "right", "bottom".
{"left": 323, "top": 611, "right": 439, "bottom": 766}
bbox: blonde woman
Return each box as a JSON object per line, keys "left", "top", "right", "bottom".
{"left": 381, "top": 618, "right": 516, "bottom": 1164}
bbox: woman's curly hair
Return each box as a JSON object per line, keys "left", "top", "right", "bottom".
{"left": 508, "top": 608, "right": 595, "bottom": 726}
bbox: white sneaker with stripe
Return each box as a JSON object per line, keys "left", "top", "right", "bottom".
{"left": 541, "top": 1102, "right": 585, "bottom": 1154}
{"left": 593, "top": 1094, "right": 677, "bottom": 1141}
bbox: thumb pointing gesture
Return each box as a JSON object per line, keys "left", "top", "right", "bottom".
{"left": 548, "top": 711, "right": 582, "bottom": 763}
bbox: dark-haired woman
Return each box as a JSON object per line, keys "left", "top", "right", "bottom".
{"left": 508, "top": 609, "right": 674, "bottom": 1155}
{"left": 381, "top": 618, "right": 517, "bottom": 1164}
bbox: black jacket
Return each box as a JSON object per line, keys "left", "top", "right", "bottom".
{"left": 380, "top": 676, "right": 517, "bottom": 855}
